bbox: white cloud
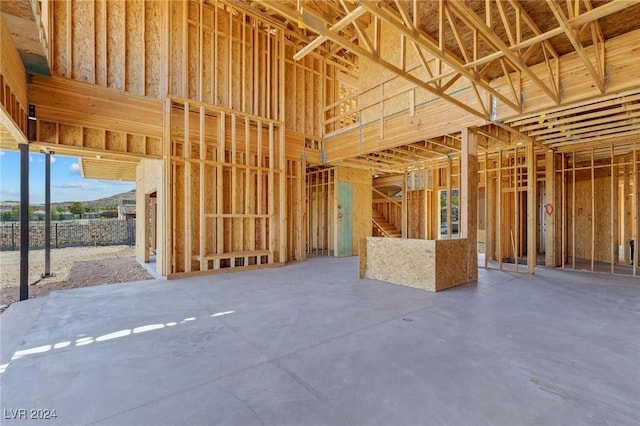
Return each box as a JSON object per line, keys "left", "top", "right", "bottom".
{"left": 69, "top": 162, "right": 81, "bottom": 174}
{"left": 50, "top": 156, "right": 56, "bottom": 163}
{"left": 29, "top": 156, "right": 34, "bottom": 162}
{"left": 52, "top": 182, "right": 108, "bottom": 191}
{"left": 54, "top": 182, "right": 87, "bottom": 189}
{"left": 0, "top": 150, "right": 5, "bottom": 156}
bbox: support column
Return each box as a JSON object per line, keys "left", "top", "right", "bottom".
{"left": 461, "top": 128, "right": 478, "bottom": 281}
{"left": 527, "top": 142, "right": 537, "bottom": 273}
{"left": 401, "top": 172, "right": 408, "bottom": 238}
{"left": 545, "top": 150, "right": 556, "bottom": 267}
{"left": 19, "top": 143, "right": 29, "bottom": 301}
{"left": 43, "top": 151, "right": 52, "bottom": 277}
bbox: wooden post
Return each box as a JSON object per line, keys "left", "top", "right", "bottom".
{"left": 497, "top": 149, "right": 503, "bottom": 270}
{"left": 591, "top": 147, "right": 595, "bottom": 272}
{"left": 634, "top": 142, "right": 638, "bottom": 276}
{"left": 572, "top": 149, "right": 576, "bottom": 270}
{"left": 527, "top": 142, "right": 536, "bottom": 274}
{"left": 461, "top": 128, "right": 478, "bottom": 281}
{"left": 402, "top": 172, "right": 408, "bottom": 238}
{"left": 514, "top": 146, "right": 519, "bottom": 271}
{"left": 610, "top": 144, "right": 615, "bottom": 273}
{"left": 216, "top": 112, "right": 225, "bottom": 268}
{"left": 623, "top": 162, "right": 630, "bottom": 265}
{"left": 545, "top": 150, "right": 555, "bottom": 267}
{"left": 446, "top": 156, "right": 452, "bottom": 239}
{"left": 184, "top": 103, "right": 192, "bottom": 273}
{"left": 485, "top": 153, "right": 493, "bottom": 268}
{"left": 199, "top": 105, "right": 207, "bottom": 270}
{"left": 484, "top": 151, "right": 489, "bottom": 268}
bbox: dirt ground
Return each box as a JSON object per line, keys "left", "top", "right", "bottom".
{"left": 0, "top": 246, "right": 153, "bottom": 309}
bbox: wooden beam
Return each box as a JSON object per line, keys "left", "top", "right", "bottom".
{"left": 360, "top": 1, "right": 521, "bottom": 112}
{"left": 259, "top": 0, "right": 490, "bottom": 120}
{"left": 447, "top": 0, "right": 559, "bottom": 104}
{"left": 545, "top": 0, "right": 604, "bottom": 93}
{"left": 293, "top": 5, "right": 366, "bottom": 61}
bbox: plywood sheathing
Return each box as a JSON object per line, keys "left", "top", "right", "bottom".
{"left": 361, "top": 237, "right": 470, "bottom": 292}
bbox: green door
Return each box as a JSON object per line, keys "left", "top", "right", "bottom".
{"left": 336, "top": 182, "right": 353, "bottom": 257}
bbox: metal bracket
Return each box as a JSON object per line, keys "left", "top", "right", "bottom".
{"left": 490, "top": 96, "right": 498, "bottom": 121}
{"left": 321, "top": 149, "right": 327, "bottom": 164}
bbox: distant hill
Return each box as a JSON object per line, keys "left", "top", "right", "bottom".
{"left": 0, "top": 190, "right": 136, "bottom": 212}
{"left": 55, "top": 189, "right": 136, "bottom": 211}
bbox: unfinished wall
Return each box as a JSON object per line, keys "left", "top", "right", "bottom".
{"left": 567, "top": 168, "right": 617, "bottom": 263}
{"left": 482, "top": 146, "right": 534, "bottom": 270}
{"left": 286, "top": 158, "right": 305, "bottom": 262}
{"left": 306, "top": 167, "right": 335, "bottom": 255}
{"left": 166, "top": 100, "right": 286, "bottom": 277}
{"left": 50, "top": 0, "right": 164, "bottom": 97}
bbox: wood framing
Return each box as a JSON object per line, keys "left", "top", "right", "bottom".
{"left": 4, "top": 0, "right": 640, "bottom": 279}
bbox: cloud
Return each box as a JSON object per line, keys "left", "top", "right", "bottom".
{"left": 30, "top": 156, "right": 34, "bottom": 162}
{"left": 0, "top": 150, "right": 5, "bottom": 156}
{"left": 69, "top": 162, "right": 81, "bottom": 174}
{"left": 50, "top": 156, "right": 56, "bottom": 163}
{"left": 52, "top": 182, "right": 107, "bottom": 190}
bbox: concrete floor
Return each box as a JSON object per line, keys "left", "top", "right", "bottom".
{"left": 1, "top": 256, "right": 638, "bottom": 426}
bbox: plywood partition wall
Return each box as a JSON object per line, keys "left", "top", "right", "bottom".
{"left": 306, "top": 168, "right": 335, "bottom": 255}
{"left": 165, "top": 99, "right": 286, "bottom": 277}
{"left": 559, "top": 143, "right": 639, "bottom": 276}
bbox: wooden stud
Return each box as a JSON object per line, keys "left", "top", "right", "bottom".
{"left": 572, "top": 149, "right": 576, "bottom": 270}
{"left": 402, "top": 172, "right": 407, "bottom": 238}
{"left": 610, "top": 144, "right": 615, "bottom": 273}
{"left": 199, "top": 105, "right": 207, "bottom": 270}
{"left": 527, "top": 142, "right": 536, "bottom": 273}
{"left": 184, "top": 103, "right": 192, "bottom": 273}
{"left": 634, "top": 142, "right": 638, "bottom": 276}
{"left": 216, "top": 112, "right": 225, "bottom": 267}
{"left": 497, "top": 149, "right": 503, "bottom": 270}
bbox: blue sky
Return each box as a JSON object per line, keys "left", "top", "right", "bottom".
{"left": 0, "top": 150, "right": 135, "bottom": 203}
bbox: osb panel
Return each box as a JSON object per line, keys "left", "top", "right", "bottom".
{"left": 125, "top": 0, "right": 145, "bottom": 95}
{"left": 144, "top": 0, "right": 162, "bottom": 97}
{"left": 364, "top": 237, "right": 437, "bottom": 291}
{"left": 72, "top": 0, "right": 94, "bottom": 84}
{"left": 568, "top": 168, "right": 616, "bottom": 262}
{"left": 435, "top": 239, "right": 470, "bottom": 291}
{"left": 363, "top": 237, "right": 471, "bottom": 292}
{"left": 336, "top": 165, "right": 371, "bottom": 184}
{"left": 106, "top": 0, "right": 125, "bottom": 91}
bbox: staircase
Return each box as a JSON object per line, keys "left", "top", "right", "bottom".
{"left": 372, "top": 211, "right": 401, "bottom": 238}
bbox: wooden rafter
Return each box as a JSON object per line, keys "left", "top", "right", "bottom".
{"left": 360, "top": 1, "right": 520, "bottom": 112}
{"left": 446, "top": 0, "right": 560, "bottom": 104}
{"left": 546, "top": 0, "right": 605, "bottom": 93}
{"left": 258, "top": 0, "right": 493, "bottom": 120}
